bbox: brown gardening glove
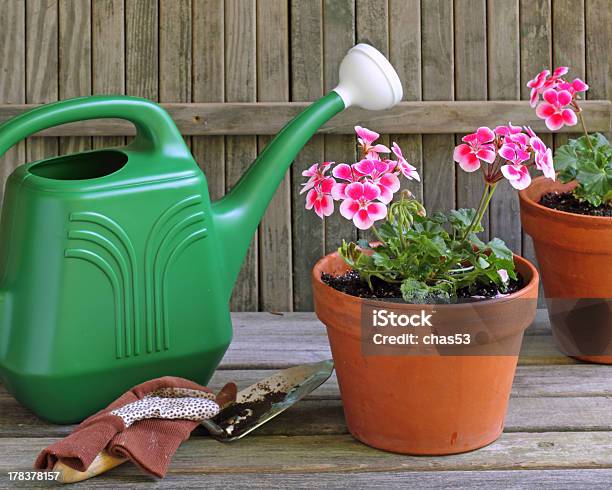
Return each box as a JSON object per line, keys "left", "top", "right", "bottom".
{"left": 34, "top": 376, "right": 237, "bottom": 478}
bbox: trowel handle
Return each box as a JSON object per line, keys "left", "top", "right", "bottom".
{"left": 0, "top": 96, "right": 191, "bottom": 159}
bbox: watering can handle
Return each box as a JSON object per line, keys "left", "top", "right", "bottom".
{"left": 0, "top": 96, "right": 191, "bottom": 160}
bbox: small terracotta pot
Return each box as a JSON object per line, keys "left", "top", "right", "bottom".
{"left": 519, "top": 176, "right": 612, "bottom": 364}
{"left": 312, "top": 252, "right": 539, "bottom": 455}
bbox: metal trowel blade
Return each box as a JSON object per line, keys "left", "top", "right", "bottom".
{"left": 210, "top": 359, "right": 334, "bottom": 442}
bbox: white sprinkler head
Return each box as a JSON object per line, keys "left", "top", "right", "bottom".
{"left": 333, "top": 44, "right": 403, "bottom": 111}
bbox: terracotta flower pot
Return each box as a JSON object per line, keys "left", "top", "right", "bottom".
{"left": 312, "top": 252, "right": 539, "bottom": 455}
{"left": 519, "top": 176, "right": 612, "bottom": 364}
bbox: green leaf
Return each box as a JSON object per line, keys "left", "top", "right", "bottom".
{"left": 576, "top": 160, "right": 607, "bottom": 196}
{"left": 449, "top": 208, "right": 475, "bottom": 228}
{"left": 400, "top": 278, "right": 451, "bottom": 304}
{"left": 554, "top": 144, "right": 578, "bottom": 172}
{"left": 591, "top": 132, "right": 610, "bottom": 150}
{"left": 486, "top": 237, "right": 513, "bottom": 261}
{"left": 478, "top": 256, "right": 490, "bottom": 269}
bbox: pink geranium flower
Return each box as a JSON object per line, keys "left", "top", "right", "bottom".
{"left": 391, "top": 142, "right": 420, "bottom": 181}
{"left": 453, "top": 126, "right": 496, "bottom": 172}
{"left": 527, "top": 66, "right": 571, "bottom": 107}
{"left": 300, "top": 162, "right": 333, "bottom": 194}
{"left": 552, "top": 66, "right": 569, "bottom": 78}
{"left": 527, "top": 69, "right": 550, "bottom": 107}
{"left": 535, "top": 147, "right": 555, "bottom": 180}
{"left": 339, "top": 182, "right": 387, "bottom": 230}
{"left": 500, "top": 164, "right": 531, "bottom": 190}
{"left": 536, "top": 89, "right": 577, "bottom": 130}
{"left": 499, "top": 142, "right": 530, "bottom": 165}
{"left": 330, "top": 163, "right": 360, "bottom": 200}
{"left": 353, "top": 158, "right": 400, "bottom": 204}
{"left": 494, "top": 122, "right": 523, "bottom": 137}
{"left": 355, "top": 126, "right": 390, "bottom": 159}
{"left": 305, "top": 177, "right": 335, "bottom": 218}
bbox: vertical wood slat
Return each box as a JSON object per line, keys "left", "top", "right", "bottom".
{"left": 92, "top": 0, "right": 125, "bottom": 150}
{"left": 58, "top": 0, "right": 91, "bottom": 155}
{"left": 192, "top": 0, "right": 225, "bottom": 200}
{"left": 520, "top": 0, "right": 552, "bottom": 305}
{"left": 323, "top": 0, "right": 356, "bottom": 253}
{"left": 356, "top": 0, "right": 389, "bottom": 243}
{"left": 454, "top": 0, "right": 489, "bottom": 240}
{"left": 421, "top": 0, "right": 455, "bottom": 214}
{"left": 26, "top": 0, "right": 59, "bottom": 163}
{"left": 125, "top": 0, "right": 158, "bottom": 101}
{"left": 290, "top": 0, "right": 325, "bottom": 311}
{"left": 389, "top": 0, "right": 423, "bottom": 202}
{"left": 585, "top": 0, "right": 611, "bottom": 140}
{"left": 0, "top": 0, "right": 25, "bottom": 205}
{"left": 552, "top": 0, "right": 586, "bottom": 149}
{"left": 225, "top": 0, "right": 258, "bottom": 311}
{"left": 488, "top": 0, "right": 521, "bottom": 253}
{"left": 257, "top": 0, "right": 292, "bottom": 311}
{"left": 159, "top": 0, "right": 192, "bottom": 105}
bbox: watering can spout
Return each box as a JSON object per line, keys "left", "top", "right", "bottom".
{"left": 211, "top": 44, "right": 403, "bottom": 297}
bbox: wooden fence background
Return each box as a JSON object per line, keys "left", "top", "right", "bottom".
{"left": 0, "top": 0, "right": 610, "bottom": 311}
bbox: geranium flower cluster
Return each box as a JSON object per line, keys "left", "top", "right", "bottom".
{"left": 453, "top": 123, "right": 554, "bottom": 190}
{"left": 527, "top": 67, "right": 589, "bottom": 130}
{"left": 302, "top": 126, "right": 419, "bottom": 229}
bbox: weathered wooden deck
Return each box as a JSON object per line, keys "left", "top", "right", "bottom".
{"left": 1, "top": 310, "right": 611, "bottom": 488}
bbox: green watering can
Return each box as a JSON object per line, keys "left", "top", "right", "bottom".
{"left": 0, "top": 44, "right": 402, "bottom": 423}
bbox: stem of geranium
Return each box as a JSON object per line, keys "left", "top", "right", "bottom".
{"left": 476, "top": 183, "right": 497, "bottom": 226}
{"left": 462, "top": 182, "right": 498, "bottom": 240}
{"left": 371, "top": 224, "right": 384, "bottom": 243}
{"left": 577, "top": 110, "right": 594, "bottom": 152}
{"left": 573, "top": 101, "right": 594, "bottom": 152}
{"left": 463, "top": 184, "right": 489, "bottom": 239}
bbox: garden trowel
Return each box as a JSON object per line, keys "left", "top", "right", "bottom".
{"left": 54, "top": 359, "right": 334, "bottom": 483}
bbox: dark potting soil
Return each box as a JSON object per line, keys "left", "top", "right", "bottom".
{"left": 539, "top": 192, "right": 612, "bottom": 217}
{"left": 212, "top": 390, "right": 287, "bottom": 439}
{"left": 321, "top": 269, "right": 523, "bottom": 304}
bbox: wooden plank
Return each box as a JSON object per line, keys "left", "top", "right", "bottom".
{"left": 0, "top": 0, "right": 25, "bottom": 206}
{"left": 92, "top": 0, "right": 125, "bottom": 151}
{"left": 159, "top": 0, "right": 191, "bottom": 104}
{"left": 520, "top": 0, "right": 552, "bottom": 306}
{"left": 4, "top": 362, "right": 610, "bottom": 439}
{"left": 226, "top": 0, "right": 258, "bottom": 311}
{"left": 488, "top": 0, "right": 521, "bottom": 253}
{"left": 290, "top": 0, "right": 325, "bottom": 311}
{"left": 257, "top": 0, "right": 292, "bottom": 312}
{"left": 192, "top": 0, "right": 225, "bottom": 200}
{"left": 421, "top": 0, "right": 455, "bottom": 213}
{"left": 323, "top": 0, "right": 357, "bottom": 253}
{"left": 586, "top": 0, "right": 611, "bottom": 140}
{"left": 3, "top": 432, "right": 612, "bottom": 474}
{"left": 211, "top": 365, "right": 612, "bottom": 399}
{"left": 213, "top": 311, "right": 574, "bottom": 369}
{"left": 454, "top": 0, "right": 489, "bottom": 239}
{"left": 220, "top": 330, "right": 577, "bottom": 369}
{"left": 0, "top": 380, "right": 612, "bottom": 437}
{"left": 2, "top": 391, "right": 611, "bottom": 438}
{"left": 25, "top": 0, "right": 58, "bottom": 163}
{"left": 389, "top": 0, "right": 423, "bottom": 200}
{"left": 0, "top": 100, "right": 609, "bottom": 136}
{"left": 58, "top": 0, "right": 91, "bottom": 154}
{"left": 553, "top": 0, "right": 586, "bottom": 148}
{"left": 5, "top": 469, "right": 609, "bottom": 489}
{"left": 125, "top": 0, "right": 158, "bottom": 100}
